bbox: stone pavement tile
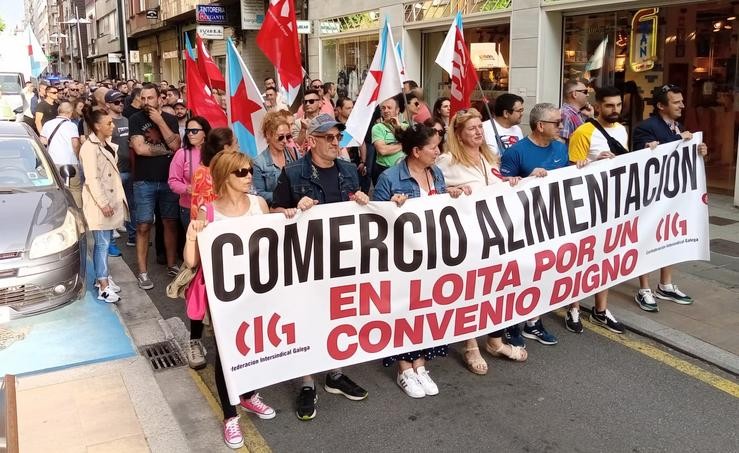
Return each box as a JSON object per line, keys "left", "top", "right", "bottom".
{"left": 86, "top": 434, "right": 150, "bottom": 453}
{"left": 16, "top": 383, "right": 85, "bottom": 453}
{"left": 70, "top": 374, "right": 144, "bottom": 446}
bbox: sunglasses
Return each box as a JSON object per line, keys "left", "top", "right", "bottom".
{"left": 540, "top": 119, "right": 563, "bottom": 126}
{"left": 572, "top": 89, "right": 588, "bottom": 95}
{"left": 311, "top": 85, "right": 321, "bottom": 89}
{"left": 110, "top": 100, "right": 122, "bottom": 105}
{"left": 411, "top": 101, "right": 420, "bottom": 106}
{"left": 303, "top": 98, "right": 319, "bottom": 105}
{"left": 232, "top": 167, "right": 253, "bottom": 178}
{"left": 48, "top": 90, "right": 58, "bottom": 94}
{"left": 186, "top": 128, "right": 203, "bottom": 135}
{"left": 315, "top": 133, "right": 343, "bottom": 143}
{"left": 277, "top": 134, "right": 293, "bottom": 142}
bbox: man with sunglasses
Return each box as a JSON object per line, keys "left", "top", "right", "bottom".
{"left": 271, "top": 113, "right": 370, "bottom": 421}
{"left": 106, "top": 90, "right": 136, "bottom": 247}
{"left": 35, "top": 85, "right": 60, "bottom": 132}
{"left": 500, "top": 103, "right": 570, "bottom": 347}
{"left": 294, "top": 89, "right": 329, "bottom": 146}
{"left": 560, "top": 79, "right": 594, "bottom": 144}
{"left": 630, "top": 83, "right": 708, "bottom": 310}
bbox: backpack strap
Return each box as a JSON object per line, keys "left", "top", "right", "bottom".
{"left": 587, "top": 118, "right": 629, "bottom": 155}
{"left": 46, "top": 118, "right": 69, "bottom": 147}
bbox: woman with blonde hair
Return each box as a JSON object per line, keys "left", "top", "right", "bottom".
{"left": 436, "top": 108, "right": 526, "bottom": 376}
{"left": 253, "top": 110, "right": 301, "bottom": 204}
{"left": 184, "top": 150, "right": 277, "bottom": 448}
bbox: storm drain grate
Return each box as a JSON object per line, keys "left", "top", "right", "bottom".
{"left": 139, "top": 340, "right": 185, "bottom": 372}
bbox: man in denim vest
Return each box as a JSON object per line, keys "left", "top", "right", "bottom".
{"left": 271, "top": 113, "right": 370, "bottom": 421}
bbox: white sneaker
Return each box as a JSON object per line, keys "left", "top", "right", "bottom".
{"left": 112, "top": 229, "right": 121, "bottom": 239}
{"left": 95, "top": 276, "right": 121, "bottom": 293}
{"left": 97, "top": 287, "right": 120, "bottom": 303}
{"left": 415, "top": 366, "right": 439, "bottom": 396}
{"left": 187, "top": 339, "right": 207, "bottom": 370}
{"left": 396, "top": 369, "right": 425, "bottom": 398}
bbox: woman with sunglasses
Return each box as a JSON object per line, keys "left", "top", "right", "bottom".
{"left": 436, "top": 108, "right": 527, "bottom": 376}
{"left": 168, "top": 116, "right": 212, "bottom": 230}
{"left": 253, "top": 111, "right": 301, "bottom": 204}
{"left": 183, "top": 127, "right": 238, "bottom": 371}
{"left": 184, "top": 151, "right": 276, "bottom": 449}
{"left": 372, "top": 124, "right": 465, "bottom": 398}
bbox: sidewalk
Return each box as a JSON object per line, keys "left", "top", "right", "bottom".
{"left": 580, "top": 193, "right": 739, "bottom": 375}
{"left": 12, "top": 258, "right": 233, "bottom": 453}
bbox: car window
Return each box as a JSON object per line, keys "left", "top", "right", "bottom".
{"left": 0, "top": 74, "right": 22, "bottom": 94}
{"left": 0, "top": 138, "right": 56, "bottom": 189}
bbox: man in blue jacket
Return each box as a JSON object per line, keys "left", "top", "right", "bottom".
{"left": 271, "top": 113, "right": 371, "bottom": 421}
{"left": 631, "top": 84, "right": 708, "bottom": 311}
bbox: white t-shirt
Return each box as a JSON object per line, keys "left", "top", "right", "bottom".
{"left": 41, "top": 117, "right": 80, "bottom": 165}
{"left": 483, "top": 119, "right": 524, "bottom": 156}
{"left": 436, "top": 152, "right": 504, "bottom": 191}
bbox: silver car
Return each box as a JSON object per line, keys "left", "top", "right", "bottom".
{"left": 0, "top": 121, "right": 88, "bottom": 320}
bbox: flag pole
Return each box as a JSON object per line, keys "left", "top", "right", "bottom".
{"left": 473, "top": 69, "right": 506, "bottom": 153}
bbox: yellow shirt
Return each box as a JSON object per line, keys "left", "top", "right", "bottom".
{"left": 568, "top": 121, "right": 628, "bottom": 162}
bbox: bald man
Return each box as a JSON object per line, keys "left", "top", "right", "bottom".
{"left": 40, "top": 100, "right": 82, "bottom": 206}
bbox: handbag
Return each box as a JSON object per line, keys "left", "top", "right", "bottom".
{"left": 587, "top": 118, "right": 629, "bottom": 155}
{"left": 166, "top": 265, "right": 197, "bottom": 299}
{"left": 184, "top": 202, "right": 214, "bottom": 320}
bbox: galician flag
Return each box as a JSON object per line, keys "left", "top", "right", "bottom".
{"left": 225, "top": 38, "right": 268, "bottom": 157}
{"left": 25, "top": 26, "right": 48, "bottom": 78}
{"left": 341, "top": 19, "right": 403, "bottom": 148}
{"left": 435, "top": 13, "right": 478, "bottom": 117}
{"left": 184, "top": 34, "right": 228, "bottom": 128}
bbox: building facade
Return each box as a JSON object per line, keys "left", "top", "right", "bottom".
{"left": 308, "top": 0, "right": 739, "bottom": 201}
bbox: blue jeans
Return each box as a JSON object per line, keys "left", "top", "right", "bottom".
{"left": 133, "top": 181, "right": 179, "bottom": 224}
{"left": 93, "top": 230, "right": 112, "bottom": 281}
{"left": 179, "top": 207, "right": 191, "bottom": 231}
{"left": 120, "top": 172, "right": 136, "bottom": 241}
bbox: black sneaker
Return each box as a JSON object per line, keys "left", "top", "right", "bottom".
{"left": 565, "top": 309, "right": 583, "bottom": 333}
{"left": 522, "top": 319, "right": 558, "bottom": 345}
{"left": 324, "top": 373, "right": 368, "bottom": 401}
{"left": 296, "top": 386, "right": 317, "bottom": 421}
{"left": 503, "top": 324, "right": 526, "bottom": 347}
{"left": 590, "top": 309, "right": 625, "bottom": 334}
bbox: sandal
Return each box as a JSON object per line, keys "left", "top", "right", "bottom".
{"left": 485, "top": 342, "right": 528, "bottom": 362}
{"left": 463, "top": 347, "right": 488, "bottom": 375}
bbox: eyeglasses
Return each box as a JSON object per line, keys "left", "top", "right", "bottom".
{"left": 303, "top": 98, "right": 319, "bottom": 105}
{"left": 513, "top": 108, "right": 525, "bottom": 113}
{"left": 232, "top": 167, "right": 253, "bottom": 178}
{"left": 277, "top": 134, "right": 293, "bottom": 141}
{"left": 186, "top": 128, "right": 203, "bottom": 135}
{"left": 540, "top": 119, "right": 563, "bottom": 126}
{"left": 315, "top": 133, "right": 343, "bottom": 143}
{"left": 571, "top": 89, "right": 588, "bottom": 95}
{"left": 48, "top": 90, "right": 58, "bottom": 94}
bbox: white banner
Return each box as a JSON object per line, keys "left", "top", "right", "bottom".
{"left": 198, "top": 136, "right": 710, "bottom": 404}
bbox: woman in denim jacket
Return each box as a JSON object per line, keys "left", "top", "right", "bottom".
{"left": 253, "top": 111, "right": 300, "bottom": 204}
{"left": 372, "top": 123, "right": 466, "bottom": 399}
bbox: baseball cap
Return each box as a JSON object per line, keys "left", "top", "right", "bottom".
{"left": 173, "top": 99, "right": 186, "bottom": 107}
{"left": 104, "top": 90, "right": 125, "bottom": 103}
{"left": 307, "top": 113, "right": 346, "bottom": 135}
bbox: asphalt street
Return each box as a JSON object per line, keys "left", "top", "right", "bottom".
{"left": 119, "top": 243, "right": 739, "bottom": 453}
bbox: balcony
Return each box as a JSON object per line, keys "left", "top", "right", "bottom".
{"left": 161, "top": 0, "right": 198, "bottom": 21}
{"left": 128, "top": 11, "right": 162, "bottom": 37}
{"left": 404, "top": 0, "right": 512, "bottom": 24}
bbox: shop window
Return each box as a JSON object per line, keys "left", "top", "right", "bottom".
{"left": 562, "top": 1, "right": 738, "bottom": 194}
{"left": 322, "top": 35, "right": 379, "bottom": 100}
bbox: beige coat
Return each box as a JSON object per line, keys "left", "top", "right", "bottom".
{"left": 80, "top": 134, "right": 128, "bottom": 231}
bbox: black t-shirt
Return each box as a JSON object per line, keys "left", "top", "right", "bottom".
{"left": 122, "top": 104, "right": 141, "bottom": 119}
{"left": 129, "top": 110, "right": 179, "bottom": 182}
{"left": 36, "top": 101, "right": 58, "bottom": 127}
{"left": 316, "top": 165, "right": 341, "bottom": 203}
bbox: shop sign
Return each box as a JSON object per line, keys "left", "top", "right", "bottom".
{"left": 196, "top": 4, "right": 227, "bottom": 25}
{"left": 163, "top": 50, "right": 179, "bottom": 59}
{"left": 129, "top": 50, "right": 140, "bottom": 63}
{"left": 470, "top": 43, "right": 505, "bottom": 69}
{"left": 297, "top": 20, "right": 311, "bottom": 35}
{"left": 630, "top": 8, "right": 659, "bottom": 72}
{"left": 145, "top": 9, "right": 158, "bottom": 20}
{"left": 240, "top": 0, "right": 265, "bottom": 30}
{"left": 197, "top": 25, "right": 225, "bottom": 40}
{"left": 107, "top": 53, "right": 122, "bottom": 63}
{"left": 320, "top": 21, "right": 341, "bottom": 35}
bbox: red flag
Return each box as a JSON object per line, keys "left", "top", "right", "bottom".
{"left": 256, "top": 0, "right": 303, "bottom": 91}
{"left": 196, "top": 34, "right": 226, "bottom": 91}
{"left": 449, "top": 27, "right": 479, "bottom": 117}
{"left": 186, "top": 51, "right": 228, "bottom": 128}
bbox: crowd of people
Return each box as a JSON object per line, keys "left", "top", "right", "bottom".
{"left": 22, "top": 74, "right": 708, "bottom": 449}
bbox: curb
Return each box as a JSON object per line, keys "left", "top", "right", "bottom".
{"left": 578, "top": 299, "right": 739, "bottom": 377}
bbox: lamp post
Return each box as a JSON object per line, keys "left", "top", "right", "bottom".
{"left": 61, "top": 6, "right": 91, "bottom": 82}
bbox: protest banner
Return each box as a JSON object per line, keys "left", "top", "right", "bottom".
{"left": 197, "top": 135, "right": 709, "bottom": 403}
